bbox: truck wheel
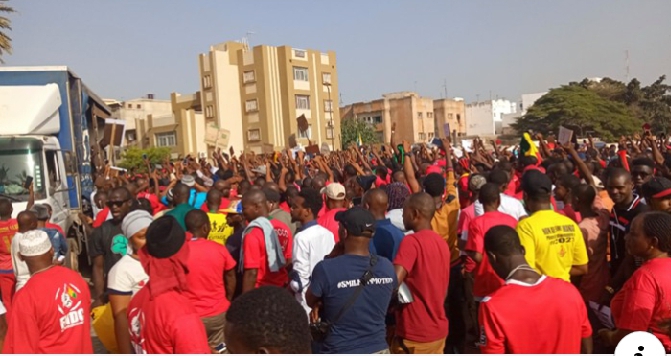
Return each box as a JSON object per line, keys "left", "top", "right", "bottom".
{"left": 66, "top": 238, "right": 80, "bottom": 272}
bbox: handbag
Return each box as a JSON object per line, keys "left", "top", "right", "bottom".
{"left": 310, "top": 255, "right": 378, "bottom": 342}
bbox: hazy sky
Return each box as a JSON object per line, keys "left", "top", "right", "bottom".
{"left": 4, "top": 0, "right": 671, "bottom": 104}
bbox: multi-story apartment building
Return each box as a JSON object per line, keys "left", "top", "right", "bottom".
{"left": 340, "top": 92, "right": 437, "bottom": 144}
{"left": 433, "top": 98, "right": 466, "bottom": 139}
{"left": 198, "top": 41, "right": 341, "bottom": 152}
{"left": 107, "top": 96, "right": 173, "bottom": 146}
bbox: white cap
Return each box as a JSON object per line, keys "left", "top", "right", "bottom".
{"left": 18, "top": 230, "right": 52, "bottom": 257}
{"left": 320, "top": 183, "right": 346, "bottom": 201}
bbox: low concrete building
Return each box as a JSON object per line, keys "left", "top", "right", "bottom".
{"left": 465, "top": 99, "right": 517, "bottom": 137}
{"left": 340, "top": 92, "right": 436, "bottom": 144}
{"left": 433, "top": 98, "right": 466, "bottom": 139}
{"left": 501, "top": 92, "right": 547, "bottom": 136}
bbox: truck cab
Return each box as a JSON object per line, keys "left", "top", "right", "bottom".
{"left": 0, "top": 67, "right": 110, "bottom": 271}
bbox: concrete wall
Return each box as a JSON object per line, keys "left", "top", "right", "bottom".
{"left": 433, "top": 98, "right": 466, "bottom": 137}
{"left": 466, "top": 99, "right": 517, "bottom": 136}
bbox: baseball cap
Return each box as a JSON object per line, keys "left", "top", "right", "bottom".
{"left": 468, "top": 174, "right": 487, "bottom": 192}
{"left": 321, "top": 183, "right": 346, "bottom": 201}
{"left": 642, "top": 177, "right": 671, "bottom": 199}
{"left": 222, "top": 200, "right": 243, "bottom": 214}
{"left": 18, "top": 230, "right": 52, "bottom": 257}
{"left": 181, "top": 175, "right": 196, "bottom": 187}
{"left": 334, "top": 207, "right": 376, "bottom": 236}
{"left": 521, "top": 169, "right": 553, "bottom": 196}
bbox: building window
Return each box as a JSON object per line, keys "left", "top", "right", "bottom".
{"left": 245, "top": 99, "right": 258, "bottom": 113}
{"left": 295, "top": 95, "right": 310, "bottom": 110}
{"left": 373, "top": 116, "right": 382, "bottom": 124}
{"left": 247, "top": 129, "right": 261, "bottom": 142}
{"left": 418, "top": 133, "right": 426, "bottom": 140}
{"left": 326, "top": 126, "right": 334, "bottom": 139}
{"left": 127, "top": 131, "right": 136, "bottom": 141}
{"left": 293, "top": 67, "right": 309, "bottom": 81}
{"left": 456, "top": 114, "right": 461, "bottom": 122}
{"left": 127, "top": 104, "right": 132, "bottom": 109}
{"left": 324, "top": 99, "right": 333, "bottom": 112}
{"left": 322, "top": 72, "right": 332, "bottom": 84}
{"left": 448, "top": 113, "right": 453, "bottom": 120}
{"left": 417, "top": 112, "right": 423, "bottom": 119}
{"left": 298, "top": 125, "right": 312, "bottom": 139}
{"left": 206, "top": 105, "right": 215, "bottom": 118}
{"left": 203, "top": 75, "right": 212, "bottom": 89}
{"left": 427, "top": 112, "right": 433, "bottom": 118}
{"left": 428, "top": 132, "right": 434, "bottom": 139}
{"left": 294, "top": 49, "right": 306, "bottom": 58}
{"left": 155, "top": 132, "right": 176, "bottom": 147}
{"left": 243, "top": 71, "right": 255, "bottom": 83}
{"left": 136, "top": 104, "right": 142, "bottom": 109}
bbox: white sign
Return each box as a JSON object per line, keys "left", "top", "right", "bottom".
{"left": 461, "top": 139, "right": 474, "bottom": 153}
{"left": 558, "top": 126, "right": 573, "bottom": 146}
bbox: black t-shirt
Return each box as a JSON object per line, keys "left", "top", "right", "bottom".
{"left": 609, "top": 195, "right": 648, "bottom": 275}
{"left": 226, "top": 229, "right": 244, "bottom": 299}
{"left": 88, "top": 220, "right": 127, "bottom": 278}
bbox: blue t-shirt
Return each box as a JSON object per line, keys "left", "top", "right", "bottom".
{"left": 310, "top": 254, "right": 397, "bottom": 354}
{"left": 372, "top": 219, "right": 405, "bottom": 262}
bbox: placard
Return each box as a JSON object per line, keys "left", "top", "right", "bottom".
{"left": 558, "top": 126, "right": 573, "bottom": 145}
{"left": 103, "top": 118, "right": 126, "bottom": 147}
{"left": 305, "top": 144, "right": 320, "bottom": 155}
{"left": 443, "top": 123, "right": 450, "bottom": 137}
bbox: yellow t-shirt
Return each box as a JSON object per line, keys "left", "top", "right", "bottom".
{"left": 207, "top": 212, "right": 233, "bottom": 246}
{"left": 516, "top": 210, "right": 588, "bottom": 281}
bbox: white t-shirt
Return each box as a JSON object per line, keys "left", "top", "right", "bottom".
{"left": 107, "top": 255, "right": 148, "bottom": 296}
{"left": 290, "top": 223, "right": 335, "bottom": 314}
{"left": 474, "top": 193, "right": 527, "bottom": 221}
{"left": 386, "top": 209, "right": 413, "bottom": 235}
{"left": 11, "top": 232, "right": 31, "bottom": 292}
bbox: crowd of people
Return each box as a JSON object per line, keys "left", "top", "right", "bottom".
{"left": 0, "top": 129, "right": 670, "bottom": 354}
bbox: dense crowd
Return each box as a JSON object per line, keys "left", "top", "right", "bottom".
{"left": 0, "top": 129, "right": 670, "bottom": 354}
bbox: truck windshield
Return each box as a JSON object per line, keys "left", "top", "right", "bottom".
{"left": 0, "top": 138, "right": 46, "bottom": 202}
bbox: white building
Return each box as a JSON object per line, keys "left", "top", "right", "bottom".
{"left": 107, "top": 96, "right": 173, "bottom": 145}
{"left": 465, "top": 99, "right": 517, "bottom": 136}
{"left": 501, "top": 92, "right": 547, "bottom": 134}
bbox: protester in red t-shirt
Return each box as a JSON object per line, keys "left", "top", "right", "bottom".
{"left": 3, "top": 230, "right": 93, "bottom": 353}
{"left": 127, "top": 216, "right": 211, "bottom": 354}
{"left": 478, "top": 225, "right": 592, "bottom": 354}
{"left": 0, "top": 200, "right": 18, "bottom": 318}
{"left": 466, "top": 184, "right": 518, "bottom": 300}
{"left": 392, "top": 193, "right": 451, "bottom": 354}
{"left": 241, "top": 190, "right": 292, "bottom": 293}
{"left": 600, "top": 212, "right": 671, "bottom": 351}
{"left": 317, "top": 183, "right": 348, "bottom": 243}
{"left": 184, "top": 210, "right": 237, "bottom": 349}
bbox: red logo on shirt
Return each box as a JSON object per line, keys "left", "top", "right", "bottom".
{"left": 128, "top": 307, "right": 146, "bottom": 353}
{"left": 558, "top": 245, "right": 566, "bottom": 258}
{"left": 57, "top": 283, "right": 85, "bottom": 332}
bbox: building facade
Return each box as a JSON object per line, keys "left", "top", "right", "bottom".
{"left": 433, "top": 98, "right": 466, "bottom": 139}
{"left": 107, "top": 96, "right": 173, "bottom": 146}
{"left": 501, "top": 92, "right": 547, "bottom": 135}
{"left": 198, "top": 41, "right": 341, "bottom": 152}
{"left": 339, "top": 92, "right": 437, "bottom": 144}
{"left": 465, "top": 99, "right": 517, "bottom": 137}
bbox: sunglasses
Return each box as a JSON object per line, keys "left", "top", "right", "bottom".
{"left": 107, "top": 199, "right": 129, "bottom": 208}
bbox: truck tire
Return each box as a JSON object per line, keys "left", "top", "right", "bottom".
{"left": 66, "top": 238, "right": 80, "bottom": 272}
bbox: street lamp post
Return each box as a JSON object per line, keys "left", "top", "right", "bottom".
{"left": 325, "top": 82, "right": 335, "bottom": 149}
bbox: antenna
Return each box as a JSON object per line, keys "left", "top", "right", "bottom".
{"left": 339, "top": 93, "right": 344, "bottom": 106}
{"left": 442, "top": 79, "right": 448, "bottom": 99}
{"left": 242, "top": 31, "right": 255, "bottom": 51}
{"left": 625, "top": 49, "right": 630, "bottom": 82}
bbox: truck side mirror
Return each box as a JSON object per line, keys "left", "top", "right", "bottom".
{"left": 64, "top": 151, "right": 77, "bottom": 174}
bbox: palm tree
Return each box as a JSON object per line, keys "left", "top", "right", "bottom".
{"left": 0, "top": 0, "right": 15, "bottom": 64}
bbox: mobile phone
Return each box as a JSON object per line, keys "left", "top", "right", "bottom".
{"left": 24, "top": 176, "right": 33, "bottom": 189}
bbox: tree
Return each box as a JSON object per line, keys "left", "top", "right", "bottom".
{"left": 119, "top": 146, "right": 172, "bottom": 172}
{"left": 512, "top": 85, "right": 641, "bottom": 141}
{"left": 0, "top": 0, "right": 15, "bottom": 63}
{"left": 339, "top": 118, "right": 379, "bottom": 149}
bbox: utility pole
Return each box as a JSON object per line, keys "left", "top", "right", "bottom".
{"left": 625, "top": 49, "right": 630, "bottom": 82}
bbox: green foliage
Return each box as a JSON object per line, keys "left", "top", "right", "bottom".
{"left": 518, "top": 76, "right": 671, "bottom": 139}
{"left": 119, "top": 147, "right": 172, "bottom": 172}
{"left": 339, "top": 118, "right": 379, "bottom": 149}
{"left": 0, "top": 0, "right": 15, "bottom": 63}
